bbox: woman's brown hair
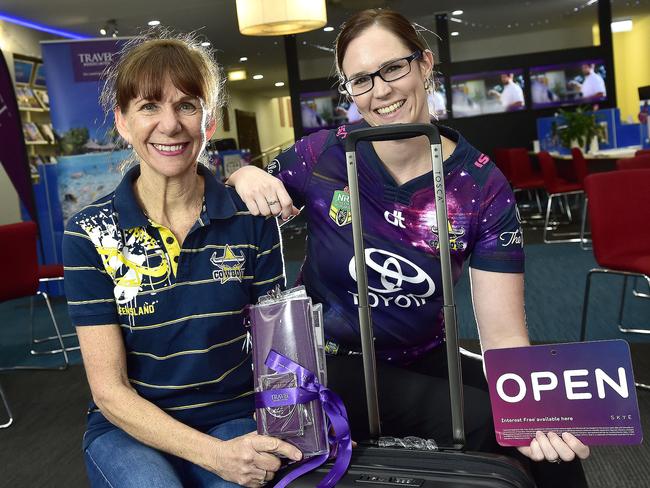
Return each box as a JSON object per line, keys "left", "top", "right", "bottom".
{"left": 335, "top": 9, "right": 429, "bottom": 83}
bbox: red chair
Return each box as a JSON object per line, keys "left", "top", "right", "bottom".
{"left": 0, "top": 222, "right": 70, "bottom": 428}
{"left": 617, "top": 155, "right": 650, "bottom": 170}
{"left": 502, "top": 148, "right": 545, "bottom": 216}
{"left": 580, "top": 170, "right": 650, "bottom": 348}
{"left": 635, "top": 149, "right": 650, "bottom": 157}
{"left": 538, "top": 151, "right": 584, "bottom": 243}
{"left": 492, "top": 148, "right": 513, "bottom": 182}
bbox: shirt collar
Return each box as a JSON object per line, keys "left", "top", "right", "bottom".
{"left": 114, "top": 164, "right": 237, "bottom": 230}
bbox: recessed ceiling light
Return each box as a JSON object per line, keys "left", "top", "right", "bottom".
{"left": 451, "top": 10, "right": 464, "bottom": 16}
{"left": 611, "top": 19, "right": 633, "bottom": 32}
{"left": 99, "top": 28, "right": 107, "bottom": 35}
{"left": 228, "top": 70, "right": 247, "bottom": 81}
{"left": 323, "top": 26, "right": 334, "bottom": 32}
{"left": 451, "top": 31, "right": 460, "bottom": 37}
{"left": 450, "top": 17, "right": 463, "bottom": 23}
{"left": 275, "top": 82, "right": 285, "bottom": 87}
{"left": 253, "top": 74, "right": 264, "bottom": 80}
{"left": 239, "top": 56, "right": 248, "bottom": 62}
{"left": 148, "top": 20, "right": 160, "bottom": 26}
{"left": 201, "top": 41, "right": 211, "bottom": 47}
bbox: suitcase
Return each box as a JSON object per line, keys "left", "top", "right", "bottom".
{"left": 277, "top": 124, "right": 535, "bottom": 487}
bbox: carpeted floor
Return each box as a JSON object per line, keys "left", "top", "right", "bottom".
{"left": 1, "top": 217, "right": 649, "bottom": 487}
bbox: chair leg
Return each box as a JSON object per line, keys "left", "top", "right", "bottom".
{"left": 580, "top": 196, "right": 592, "bottom": 251}
{"left": 0, "top": 383, "right": 13, "bottom": 429}
{"left": 30, "top": 291, "right": 79, "bottom": 354}
{"left": 632, "top": 276, "right": 650, "bottom": 299}
{"left": 618, "top": 276, "right": 650, "bottom": 334}
{"left": 543, "top": 195, "right": 554, "bottom": 243}
{"left": 543, "top": 192, "right": 583, "bottom": 243}
{"left": 535, "top": 189, "right": 543, "bottom": 215}
{"left": 29, "top": 291, "right": 71, "bottom": 368}
{"left": 580, "top": 270, "right": 595, "bottom": 341}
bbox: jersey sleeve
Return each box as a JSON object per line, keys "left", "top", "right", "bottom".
{"left": 268, "top": 129, "right": 331, "bottom": 208}
{"left": 250, "top": 215, "right": 286, "bottom": 302}
{"left": 469, "top": 170, "right": 525, "bottom": 273}
{"left": 63, "top": 217, "right": 119, "bottom": 326}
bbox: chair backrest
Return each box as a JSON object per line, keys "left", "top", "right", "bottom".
{"left": 571, "top": 147, "right": 588, "bottom": 186}
{"left": 507, "top": 148, "right": 536, "bottom": 184}
{"left": 0, "top": 221, "right": 40, "bottom": 301}
{"left": 617, "top": 155, "right": 650, "bottom": 171}
{"left": 635, "top": 149, "right": 650, "bottom": 157}
{"left": 492, "top": 148, "right": 512, "bottom": 181}
{"left": 537, "top": 151, "right": 559, "bottom": 192}
{"left": 584, "top": 170, "right": 650, "bottom": 270}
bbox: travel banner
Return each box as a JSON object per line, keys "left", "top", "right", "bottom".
{"left": 485, "top": 340, "right": 642, "bottom": 446}
{"left": 41, "top": 38, "right": 129, "bottom": 224}
{"left": 0, "top": 51, "right": 35, "bottom": 219}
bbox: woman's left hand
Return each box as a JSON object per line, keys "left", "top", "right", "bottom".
{"left": 517, "top": 431, "right": 590, "bottom": 463}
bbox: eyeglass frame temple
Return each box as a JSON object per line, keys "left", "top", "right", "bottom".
{"left": 339, "top": 50, "right": 423, "bottom": 96}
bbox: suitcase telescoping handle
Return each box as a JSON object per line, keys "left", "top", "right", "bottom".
{"left": 345, "top": 123, "right": 465, "bottom": 447}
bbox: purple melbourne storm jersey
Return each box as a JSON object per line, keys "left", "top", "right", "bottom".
{"left": 271, "top": 121, "right": 524, "bottom": 363}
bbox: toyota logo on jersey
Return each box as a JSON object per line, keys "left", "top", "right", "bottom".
{"left": 348, "top": 248, "right": 435, "bottom": 308}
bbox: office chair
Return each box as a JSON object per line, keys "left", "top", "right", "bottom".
{"left": 617, "top": 155, "right": 650, "bottom": 171}
{"left": 0, "top": 221, "right": 70, "bottom": 428}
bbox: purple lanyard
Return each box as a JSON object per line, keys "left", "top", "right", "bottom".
{"left": 254, "top": 350, "right": 352, "bottom": 487}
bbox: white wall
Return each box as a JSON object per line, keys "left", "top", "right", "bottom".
{"left": 0, "top": 20, "right": 58, "bottom": 225}
{"left": 213, "top": 90, "right": 295, "bottom": 153}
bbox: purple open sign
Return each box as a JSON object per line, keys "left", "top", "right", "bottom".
{"left": 484, "top": 340, "right": 643, "bottom": 446}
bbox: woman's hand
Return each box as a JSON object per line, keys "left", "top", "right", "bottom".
{"left": 517, "top": 431, "right": 590, "bottom": 464}
{"left": 211, "top": 432, "right": 302, "bottom": 487}
{"left": 227, "top": 166, "right": 300, "bottom": 220}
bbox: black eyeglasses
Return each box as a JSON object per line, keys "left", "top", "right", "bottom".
{"left": 340, "top": 51, "right": 422, "bottom": 96}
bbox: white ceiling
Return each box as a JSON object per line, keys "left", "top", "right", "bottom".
{"left": 2, "top": 0, "right": 649, "bottom": 95}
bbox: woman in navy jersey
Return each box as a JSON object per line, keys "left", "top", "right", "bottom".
{"left": 63, "top": 32, "right": 301, "bottom": 488}
{"left": 228, "top": 9, "right": 589, "bottom": 487}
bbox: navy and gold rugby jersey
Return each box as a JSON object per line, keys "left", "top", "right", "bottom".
{"left": 63, "top": 164, "right": 284, "bottom": 449}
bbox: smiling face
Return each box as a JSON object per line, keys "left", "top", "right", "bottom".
{"left": 341, "top": 25, "right": 432, "bottom": 127}
{"left": 115, "top": 77, "right": 215, "bottom": 179}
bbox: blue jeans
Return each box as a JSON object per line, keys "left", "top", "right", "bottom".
{"left": 84, "top": 417, "right": 257, "bottom": 487}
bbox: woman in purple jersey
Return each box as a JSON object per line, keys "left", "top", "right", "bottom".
{"left": 228, "top": 9, "right": 589, "bottom": 486}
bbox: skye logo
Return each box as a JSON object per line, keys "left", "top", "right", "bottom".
{"left": 348, "top": 248, "right": 435, "bottom": 308}
{"left": 210, "top": 245, "right": 246, "bottom": 283}
{"left": 384, "top": 210, "right": 406, "bottom": 228}
{"left": 474, "top": 153, "right": 490, "bottom": 169}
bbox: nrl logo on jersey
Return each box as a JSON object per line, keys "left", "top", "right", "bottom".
{"left": 329, "top": 187, "right": 353, "bottom": 227}
{"left": 210, "top": 245, "right": 246, "bottom": 283}
{"left": 429, "top": 219, "right": 467, "bottom": 251}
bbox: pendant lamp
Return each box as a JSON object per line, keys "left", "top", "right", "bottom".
{"left": 236, "top": 0, "right": 327, "bottom": 36}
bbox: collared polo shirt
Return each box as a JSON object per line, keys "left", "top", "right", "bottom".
{"left": 63, "top": 164, "right": 284, "bottom": 449}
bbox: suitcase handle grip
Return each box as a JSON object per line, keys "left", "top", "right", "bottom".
{"left": 345, "top": 123, "right": 441, "bottom": 151}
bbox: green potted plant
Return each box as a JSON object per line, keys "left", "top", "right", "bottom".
{"left": 551, "top": 106, "right": 606, "bottom": 152}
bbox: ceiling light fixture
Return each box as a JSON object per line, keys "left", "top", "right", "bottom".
{"left": 235, "top": 0, "right": 327, "bottom": 36}
{"left": 451, "top": 10, "right": 464, "bottom": 16}
{"left": 586, "top": 0, "right": 598, "bottom": 5}
{"left": 450, "top": 17, "right": 463, "bottom": 23}
{"left": 451, "top": 31, "right": 460, "bottom": 37}
{"left": 324, "top": 26, "right": 334, "bottom": 32}
{"left": 253, "top": 74, "right": 264, "bottom": 80}
{"left": 228, "top": 70, "right": 247, "bottom": 81}
{"left": 99, "top": 28, "right": 107, "bottom": 36}
{"left": 275, "top": 82, "right": 285, "bottom": 87}
{"left": 611, "top": 19, "right": 633, "bottom": 33}
{"left": 148, "top": 20, "right": 160, "bottom": 26}
{"left": 201, "top": 41, "right": 211, "bottom": 47}
{"left": 239, "top": 56, "right": 248, "bottom": 62}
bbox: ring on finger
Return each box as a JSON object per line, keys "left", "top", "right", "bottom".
{"left": 549, "top": 457, "right": 562, "bottom": 464}
{"left": 266, "top": 200, "right": 279, "bottom": 206}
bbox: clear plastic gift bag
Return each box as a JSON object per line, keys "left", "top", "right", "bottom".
{"left": 249, "top": 286, "right": 329, "bottom": 458}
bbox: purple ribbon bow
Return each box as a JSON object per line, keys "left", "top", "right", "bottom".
{"left": 254, "top": 350, "right": 352, "bottom": 487}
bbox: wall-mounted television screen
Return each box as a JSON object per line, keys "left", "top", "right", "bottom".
{"left": 429, "top": 76, "right": 448, "bottom": 120}
{"left": 450, "top": 69, "right": 525, "bottom": 118}
{"left": 299, "top": 90, "right": 355, "bottom": 135}
{"left": 530, "top": 60, "right": 607, "bottom": 109}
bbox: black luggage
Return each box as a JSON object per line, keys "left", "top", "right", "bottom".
{"left": 278, "top": 124, "right": 535, "bottom": 487}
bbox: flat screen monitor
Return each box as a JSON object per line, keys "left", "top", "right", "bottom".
{"left": 299, "top": 90, "right": 355, "bottom": 135}
{"left": 530, "top": 59, "right": 607, "bottom": 109}
{"left": 450, "top": 69, "right": 526, "bottom": 118}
